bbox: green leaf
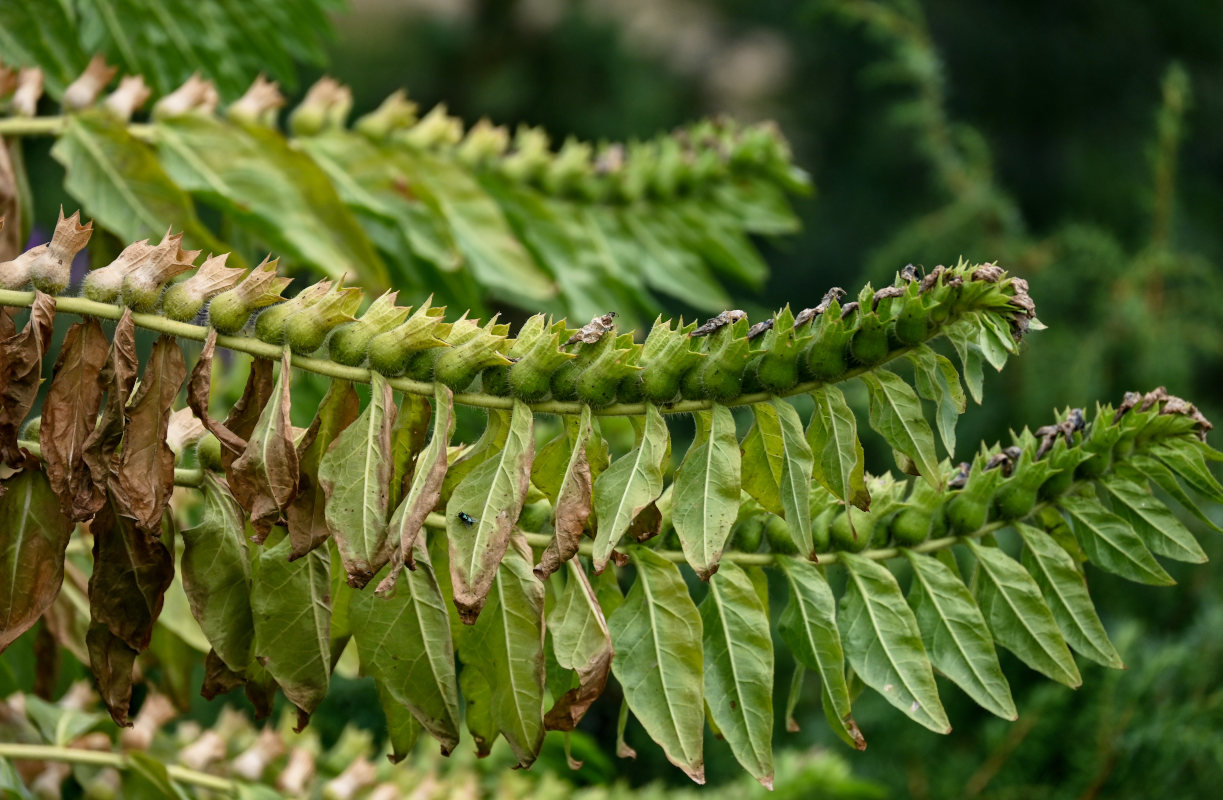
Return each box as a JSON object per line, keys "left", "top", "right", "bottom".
{"left": 1015, "top": 523, "right": 1124, "bottom": 669}
{"left": 51, "top": 112, "right": 230, "bottom": 257}
{"left": 619, "top": 211, "right": 732, "bottom": 311}
{"left": 318, "top": 372, "right": 396, "bottom": 589}
{"left": 967, "top": 540, "right": 1081, "bottom": 688}
{"left": 1151, "top": 441, "right": 1223, "bottom": 505}
{"left": 154, "top": 114, "right": 388, "bottom": 288}
{"left": 944, "top": 322, "right": 985, "bottom": 404}
{"left": 0, "top": 755, "right": 34, "bottom": 799}
{"left": 592, "top": 404, "right": 669, "bottom": 572}
{"left": 739, "top": 418, "right": 782, "bottom": 514}
{"left": 0, "top": 1, "right": 84, "bottom": 95}
{"left": 22, "top": 693, "right": 104, "bottom": 747}
{"left": 807, "top": 385, "right": 871, "bottom": 511}
{"left": 350, "top": 536, "right": 461, "bottom": 754}
{"left": 544, "top": 560, "right": 613, "bottom": 731}
{"left": 385, "top": 385, "right": 454, "bottom": 580}
{"left": 908, "top": 345, "right": 966, "bottom": 458}
{"left": 447, "top": 399, "right": 534, "bottom": 623}
{"left": 1058, "top": 494, "right": 1174, "bottom": 585}
{"left": 776, "top": 557, "right": 860, "bottom": 747}
{"left": 860, "top": 370, "right": 941, "bottom": 490}
{"left": 376, "top": 678, "right": 421, "bottom": 764}
{"left": 766, "top": 399, "right": 816, "bottom": 557}
{"left": 0, "top": 468, "right": 74, "bottom": 653}
{"left": 673, "top": 405, "right": 742, "bottom": 579}
{"left": 700, "top": 562, "right": 774, "bottom": 788}
{"left": 1125, "top": 454, "right": 1223, "bottom": 534}
{"left": 459, "top": 660, "right": 497, "bottom": 757}
{"left": 462, "top": 537, "right": 546, "bottom": 768}
{"left": 180, "top": 472, "right": 254, "bottom": 673}
{"left": 607, "top": 547, "right": 705, "bottom": 783}
{"left": 903, "top": 550, "right": 1017, "bottom": 720}
{"left": 1100, "top": 474, "right": 1206, "bottom": 563}
{"left": 838, "top": 552, "right": 950, "bottom": 733}
{"left": 250, "top": 528, "right": 331, "bottom": 728}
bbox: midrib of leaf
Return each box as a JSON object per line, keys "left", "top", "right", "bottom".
{"left": 155, "top": 126, "right": 233, "bottom": 198}
{"left": 3, "top": 477, "right": 36, "bottom": 627}
{"left": 91, "top": 0, "right": 139, "bottom": 70}
{"left": 640, "top": 568, "right": 689, "bottom": 752}
{"left": 67, "top": 119, "right": 163, "bottom": 234}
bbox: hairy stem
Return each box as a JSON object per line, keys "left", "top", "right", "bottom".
{"left": 0, "top": 743, "right": 235, "bottom": 794}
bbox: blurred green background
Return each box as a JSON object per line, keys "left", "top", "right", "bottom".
{"left": 310, "top": 1, "right": 1223, "bottom": 795}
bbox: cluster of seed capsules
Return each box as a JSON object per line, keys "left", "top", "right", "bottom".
{"left": 722, "top": 387, "right": 1214, "bottom": 556}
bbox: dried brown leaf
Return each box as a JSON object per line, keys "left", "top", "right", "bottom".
{"left": 201, "top": 648, "right": 245, "bottom": 700}
{"left": 187, "top": 329, "right": 247, "bottom": 457}
{"left": 544, "top": 566, "right": 613, "bottom": 731}
{"left": 87, "top": 497, "right": 174, "bottom": 652}
{"left": 86, "top": 621, "right": 138, "bottom": 727}
{"left": 230, "top": 350, "right": 298, "bottom": 538}
{"left": 81, "top": 312, "right": 138, "bottom": 516}
{"left": 286, "top": 380, "right": 359, "bottom": 560}
{"left": 221, "top": 356, "right": 275, "bottom": 471}
{"left": 0, "top": 143, "right": 19, "bottom": 263}
{"left": 535, "top": 411, "right": 594, "bottom": 580}
{"left": 41, "top": 319, "right": 109, "bottom": 520}
{"left": 117, "top": 336, "right": 187, "bottom": 531}
{"left": 0, "top": 292, "right": 55, "bottom": 465}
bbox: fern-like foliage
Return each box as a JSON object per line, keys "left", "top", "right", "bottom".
{"left": 0, "top": 60, "right": 809, "bottom": 324}
{"left": 0, "top": 227, "right": 1218, "bottom": 787}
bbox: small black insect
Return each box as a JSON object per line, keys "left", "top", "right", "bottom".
{"left": 457, "top": 512, "right": 477, "bottom": 527}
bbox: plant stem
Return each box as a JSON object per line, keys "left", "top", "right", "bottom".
{"left": 0, "top": 743, "right": 235, "bottom": 794}
{"left": 16, "top": 439, "right": 201, "bottom": 487}
{"left": 0, "top": 290, "right": 927, "bottom": 417}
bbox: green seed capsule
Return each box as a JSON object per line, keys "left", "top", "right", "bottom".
{"left": 890, "top": 294, "right": 930, "bottom": 346}
{"left": 196, "top": 434, "right": 223, "bottom": 472}
{"left": 1039, "top": 468, "right": 1074, "bottom": 500}
{"left": 641, "top": 368, "right": 681, "bottom": 404}
{"left": 550, "top": 359, "right": 583, "bottom": 401}
{"left": 1074, "top": 450, "right": 1112, "bottom": 480}
{"left": 830, "top": 507, "right": 876, "bottom": 552}
{"left": 755, "top": 351, "right": 798, "bottom": 394}
{"left": 889, "top": 506, "right": 933, "bottom": 546}
{"left": 678, "top": 362, "right": 709, "bottom": 400}
{"left": 482, "top": 364, "right": 511, "bottom": 396}
{"left": 254, "top": 302, "right": 297, "bottom": 344}
{"left": 616, "top": 372, "right": 646, "bottom": 404}
{"left": 208, "top": 291, "right": 255, "bottom": 335}
{"left": 406, "top": 347, "right": 446, "bottom": 382}
{"left": 849, "top": 311, "right": 890, "bottom": 366}
{"left": 508, "top": 360, "right": 556, "bottom": 401}
{"left": 730, "top": 515, "right": 766, "bottom": 553}
{"left": 285, "top": 312, "right": 336, "bottom": 355}
{"left": 764, "top": 514, "right": 799, "bottom": 555}
{"left": 992, "top": 480, "right": 1038, "bottom": 521}
{"left": 946, "top": 493, "right": 990, "bottom": 536}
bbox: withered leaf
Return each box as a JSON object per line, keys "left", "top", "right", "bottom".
{"left": 286, "top": 380, "right": 359, "bottom": 560}
{"left": 535, "top": 406, "right": 594, "bottom": 580}
{"left": 187, "top": 329, "right": 248, "bottom": 456}
{"left": 0, "top": 292, "right": 55, "bottom": 465}
{"left": 0, "top": 468, "right": 75, "bottom": 653}
{"left": 230, "top": 349, "right": 298, "bottom": 540}
{"left": 88, "top": 496, "right": 174, "bottom": 653}
{"left": 221, "top": 355, "right": 274, "bottom": 472}
{"left": 82, "top": 311, "right": 138, "bottom": 516}
{"left": 0, "top": 143, "right": 19, "bottom": 262}
{"left": 544, "top": 561, "right": 613, "bottom": 731}
{"left": 201, "top": 648, "right": 245, "bottom": 700}
{"left": 390, "top": 392, "right": 433, "bottom": 506}
{"left": 116, "top": 335, "right": 187, "bottom": 531}
{"left": 41, "top": 319, "right": 110, "bottom": 520}
{"left": 86, "top": 621, "right": 139, "bottom": 727}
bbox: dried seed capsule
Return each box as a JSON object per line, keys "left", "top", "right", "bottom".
{"left": 122, "top": 231, "right": 199, "bottom": 312}
{"left": 28, "top": 209, "right": 93, "bottom": 295}
{"left": 83, "top": 239, "right": 154, "bottom": 304}
{"left": 255, "top": 280, "right": 332, "bottom": 345}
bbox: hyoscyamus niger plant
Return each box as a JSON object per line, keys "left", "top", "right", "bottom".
{"left": 1, "top": 65, "right": 1221, "bottom": 793}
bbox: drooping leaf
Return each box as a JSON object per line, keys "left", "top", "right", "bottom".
{"left": 88, "top": 498, "right": 174, "bottom": 653}
{"left": 384, "top": 384, "right": 454, "bottom": 582}
{"left": 903, "top": 550, "right": 1017, "bottom": 720}
{"left": 944, "top": 321, "right": 985, "bottom": 404}
{"left": 318, "top": 372, "right": 396, "bottom": 588}
{"left": 700, "top": 562, "right": 774, "bottom": 788}
{"left": 607, "top": 547, "right": 705, "bottom": 783}
{"left": 908, "top": 345, "right": 966, "bottom": 458}
{"left": 535, "top": 406, "right": 595, "bottom": 579}
{"left": 187, "top": 330, "right": 247, "bottom": 457}
{"left": 1124, "top": 454, "right": 1223, "bottom": 534}
{"left": 286, "top": 379, "right": 360, "bottom": 560}
{"left": 1058, "top": 494, "right": 1174, "bottom": 585}
{"left": 860, "top": 370, "right": 941, "bottom": 490}
{"left": 545, "top": 560, "right": 613, "bottom": 731}
{"left": 592, "top": 404, "right": 668, "bottom": 572}
{"left": 82, "top": 311, "right": 138, "bottom": 507}
{"left": 0, "top": 292, "right": 54, "bottom": 464}
{"left": 807, "top": 385, "right": 871, "bottom": 511}
{"left": 51, "top": 112, "right": 227, "bottom": 254}
{"left": 1015, "top": 523, "right": 1124, "bottom": 669}
{"left": 155, "top": 114, "right": 386, "bottom": 287}
{"left": 230, "top": 350, "right": 298, "bottom": 539}
{"left": 1100, "top": 474, "right": 1206, "bottom": 563}
{"left": 673, "top": 405, "right": 742, "bottom": 579}
{"left": 39, "top": 319, "right": 109, "bottom": 519}
{"left": 462, "top": 536, "right": 546, "bottom": 767}
{"left": 739, "top": 418, "right": 782, "bottom": 514}
{"left": 116, "top": 335, "right": 186, "bottom": 531}
{"left": 967, "top": 540, "right": 1082, "bottom": 688}
{"left": 459, "top": 660, "right": 497, "bottom": 757}
{"left": 250, "top": 527, "right": 331, "bottom": 730}
{"left": 1150, "top": 440, "right": 1223, "bottom": 505}
{"left": 85, "top": 622, "right": 138, "bottom": 727}
{"left": 769, "top": 398, "right": 815, "bottom": 557}
{"left": 838, "top": 552, "right": 950, "bottom": 733}
{"left": 0, "top": 469, "right": 74, "bottom": 653}
{"left": 376, "top": 679, "right": 422, "bottom": 764}
{"left": 448, "top": 399, "right": 534, "bottom": 623}
{"left": 776, "top": 557, "right": 862, "bottom": 749}
{"left": 179, "top": 472, "right": 255, "bottom": 674}
{"left": 351, "top": 535, "right": 461, "bottom": 754}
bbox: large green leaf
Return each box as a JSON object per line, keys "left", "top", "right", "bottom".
{"left": 1125, "top": 454, "right": 1223, "bottom": 534}
{"left": 447, "top": 399, "right": 534, "bottom": 623}
{"left": 51, "top": 112, "right": 229, "bottom": 256}
{"left": 318, "top": 372, "right": 396, "bottom": 588}
{"left": 807, "top": 385, "right": 871, "bottom": 511}
{"left": 860, "top": 370, "right": 941, "bottom": 489}
{"left": 350, "top": 536, "right": 461, "bottom": 754}
{"left": 608, "top": 547, "right": 705, "bottom": 783}
{"left": 462, "top": 537, "right": 546, "bottom": 768}
{"left": 592, "top": 404, "right": 669, "bottom": 572}
{"left": 777, "top": 557, "right": 862, "bottom": 749}
{"left": 908, "top": 345, "right": 966, "bottom": 458}
{"left": 0, "top": 469, "right": 74, "bottom": 653}
{"left": 967, "top": 540, "right": 1081, "bottom": 687}
{"left": 0, "top": 1, "right": 85, "bottom": 95}
{"left": 545, "top": 560, "right": 613, "bottom": 731}
{"left": 700, "top": 562, "right": 774, "bottom": 788}
{"left": 250, "top": 528, "right": 331, "bottom": 728}
{"left": 1100, "top": 475, "right": 1207, "bottom": 563}
{"left": 673, "top": 405, "right": 742, "bottom": 579}
{"left": 903, "top": 550, "right": 1016, "bottom": 720}
{"left": 179, "top": 471, "right": 254, "bottom": 673}
{"left": 1150, "top": 441, "right": 1223, "bottom": 505}
{"left": 154, "top": 114, "right": 387, "bottom": 287}
{"left": 838, "top": 552, "right": 950, "bottom": 733}
{"left": 1015, "top": 523, "right": 1123, "bottom": 669}
{"left": 1058, "top": 494, "right": 1174, "bottom": 585}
